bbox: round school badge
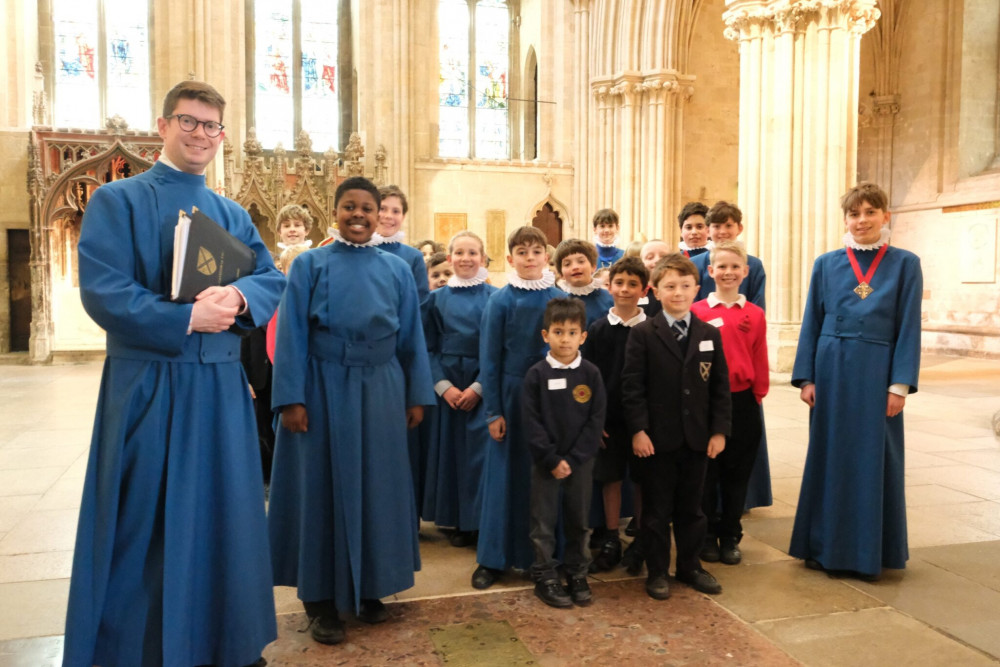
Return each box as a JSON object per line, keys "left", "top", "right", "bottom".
{"left": 573, "top": 384, "right": 592, "bottom": 404}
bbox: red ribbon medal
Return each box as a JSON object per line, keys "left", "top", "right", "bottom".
{"left": 845, "top": 244, "right": 889, "bottom": 300}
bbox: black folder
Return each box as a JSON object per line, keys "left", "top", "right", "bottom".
{"left": 171, "top": 207, "right": 256, "bottom": 302}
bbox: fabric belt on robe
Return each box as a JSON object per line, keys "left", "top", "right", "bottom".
{"left": 820, "top": 313, "right": 893, "bottom": 344}
{"left": 308, "top": 331, "right": 397, "bottom": 366}
{"left": 439, "top": 332, "right": 479, "bottom": 357}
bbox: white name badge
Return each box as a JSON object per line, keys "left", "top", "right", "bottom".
{"left": 548, "top": 378, "right": 567, "bottom": 390}
{"left": 699, "top": 340, "right": 714, "bottom": 352}
{"left": 708, "top": 317, "right": 724, "bottom": 328}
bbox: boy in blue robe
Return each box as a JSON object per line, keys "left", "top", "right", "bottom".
{"left": 65, "top": 80, "right": 284, "bottom": 667}
{"left": 473, "top": 226, "right": 563, "bottom": 589}
{"left": 593, "top": 208, "right": 625, "bottom": 268}
{"left": 677, "top": 202, "right": 711, "bottom": 259}
{"left": 421, "top": 231, "right": 498, "bottom": 546}
{"left": 790, "top": 182, "right": 922, "bottom": 581}
{"left": 554, "top": 238, "right": 614, "bottom": 325}
{"left": 268, "top": 177, "right": 435, "bottom": 645}
{"left": 691, "top": 201, "right": 773, "bottom": 511}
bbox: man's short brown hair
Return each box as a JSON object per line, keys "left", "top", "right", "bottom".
{"left": 379, "top": 185, "right": 409, "bottom": 214}
{"left": 553, "top": 239, "right": 598, "bottom": 273}
{"left": 840, "top": 182, "right": 888, "bottom": 215}
{"left": 507, "top": 226, "right": 548, "bottom": 253}
{"left": 706, "top": 200, "right": 743, "bottom": 226}
{"left": 162, "top": 80, "right": 226, "bottom": 122}
{"left": 650, "top": 253, "right": 699, "bottom": 287}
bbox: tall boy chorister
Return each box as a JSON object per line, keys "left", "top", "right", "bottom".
{"left": 522, "top": 298, "right": 607, "bottom": 608}
{"left": 622, "top": 253, "right": 731, "bottom": 600}
{"left": 592, "top": 208, "right": 625, "bottom": 268}
{"left": 554, "top": 238, "right": 614, "bottom": 325}
{"left": 691, "top": 241, "right": 769, "bottom": 566}
{"left": 474, "top": 227, "right": 564, "bottom": 589}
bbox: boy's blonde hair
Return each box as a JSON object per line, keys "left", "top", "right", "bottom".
{"left": 709, "top": 240, "right": 747, "bottom": 264}
{"left": 448, "top": 230, "right": 485, "bottom": 255}
{"left": 274, "top": 203, "right": 314, "bottom": 235}
{"left": 840, "top": 182, "right": 888, "bottom": 215}
{"left": 278, "top": 244, "right": 309, "bottom": 273}
{"left": 650, "top": 253, "right": 699, "bottom": 287}
{"left": 623, "top": 240, "right": 644, "bottom": 259}
{"left": 507, "top": 226, "right": 548, "bottom": 253}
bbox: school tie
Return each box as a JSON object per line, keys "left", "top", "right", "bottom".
{"left": 672, "top": 319, "right": 687, "bottom": 341}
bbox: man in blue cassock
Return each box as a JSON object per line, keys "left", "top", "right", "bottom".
{"left": 64, "top": 81, "right": 284, "bottom": 667}
{"left": 790, "top": 182, "right": 922, "bottom": 581}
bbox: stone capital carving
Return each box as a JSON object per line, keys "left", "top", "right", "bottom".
{"left": 872, "top": 94, "right": 901, "bottom": 116}
{"left": 723, "top": 0, "right": 880, "bottom": 40}
{"left": 244, "top": 128, "right": 263, "bottom": 156}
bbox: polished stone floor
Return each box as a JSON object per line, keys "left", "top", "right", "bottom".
{"left": 0, "top": 354, "right": 998, "bottom": 665}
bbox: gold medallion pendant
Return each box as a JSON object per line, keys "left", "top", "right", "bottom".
{"left": 854, "top": 281, "right": 873, "bottom": 300}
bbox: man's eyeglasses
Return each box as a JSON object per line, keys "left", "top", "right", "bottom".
{"left": 166, "top": 113, "right": 225, "bottom": 137}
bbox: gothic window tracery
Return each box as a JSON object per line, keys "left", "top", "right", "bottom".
{"left": 438, "top": 0, "right": 513, "bottom": 159}
{"left": 51, "top": 0, "right": 151, "bottom": 130}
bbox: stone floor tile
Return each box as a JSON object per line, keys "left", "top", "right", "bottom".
{"left": 30, "top": 478, "right": 84, "bottom": 513}
{"left": 0, "top": 430, "right": 91, "bottom": 451}
{"left": 937, "top": 448, "right": 1000, "bottom": 472}
{"left": 905, "top": 430, "right": 988, "bottom": 453}
{"left": 0, "top": 497, "right": 40, "bottom": 534}
{"left": 907, "top": 419, "right": 995, "bottom": 439}
{"left": 912, "top": 540, "right": 1000, "bottom": 593}
{"left": 742, "top": 515, "right": 794, "bottom": 554}
{"left": 906, "top": 465, "right": 1000, "bottom": 500}
{"left": 710, "top": 560, "right": 883, "bottom": 623}
{"left": 0, "top": 447, "right": 86, "bottom": 472}
{"left": 849, "top": 557, "right": 1000, "bottom": 658}
{"left": 906, "top": 483, "right": 985, "bottom": 507}
{"left": 904, "top": 448, "right": 964, "bottom": 469}
{"left": 906, "top": 506, "right": 999, "bottom": 548}
{"left": 915, "top": 501, "right": 1000, "bottom": 539}
{"left": 0, "top": 552, "right": 74, "bottom": 584}
{"left": 0, "top": 635, "right": 63, "bottom": 667}
{"left": 0, "top": 510, "right": 79, "bottom": 555}
{"left": 0, "top": 580, "right": 69, "bottom": 641}
{"left": 755, "top": 607, "right": 996, "bottom": 667}
{"left": 0, "top": 469, "right": 64, "bottom": 498}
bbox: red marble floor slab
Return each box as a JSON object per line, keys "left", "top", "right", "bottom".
{"left": 262, "top": 578, "right": 798, "bottom": 665}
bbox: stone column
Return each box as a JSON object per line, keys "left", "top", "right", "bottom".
{"left": 723, "top": 0, "right": 880, "bottom": 371}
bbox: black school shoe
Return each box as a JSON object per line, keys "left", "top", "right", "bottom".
{"left": 471, "top": 565, "right": 501, "bottom": 589}
{"left": 566, "top": 574, "right": 593, "bottom": 606}
{"left": 700, "top": 536, "right": 721, "bottom": 562}
{"left": 675, "top": 568, "right": 722, "bottom": 595}
{"left": 450, "top": 530, "right": 476, "bottom": 547}
{"left": 621, "top": 539, "right": 644, "bottom": 576}
{"left": 534, "top": 579, "right": 573, "bottom": 608}
{"left": 309, "top": 613, "right": 346, "bottom": 645}
{"left": 358, "top": 598, "right": 388, "bottom": 624}
{"left": 624, "top": 517, "right": 640, "bottom": 537}
{"left": 719, "top": 537, "right": 742, "bottom": 565}
{"left": 590, "top": 535, "right": 623, "bottom": 572}
{"left": 645, "top": 575, "right": 671, "bottom": 600}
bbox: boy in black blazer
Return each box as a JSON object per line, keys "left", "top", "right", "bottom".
{"left": 621, "top": 253, "right": 731, "bottom": 599}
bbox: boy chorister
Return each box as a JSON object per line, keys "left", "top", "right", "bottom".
{"left": 691, "top": 241, "right": 769, "bottom": 566}
{"left": 522, "top": 298, "right": 606, "bottom": 608}
{"left": 554, "top": 238, "right": 614, "bottom": 326}
{"left": 622, "top": 253, "right": 731, "bottom": 600}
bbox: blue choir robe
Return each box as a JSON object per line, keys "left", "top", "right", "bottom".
{"left": 559, "top": 285, "right": 615, "bottom": 327}
{"left": 477, "top": 283, "right": 564, "bottom": 571}
{"left": 66, "top": 161, "right": 284, "bottom": 667}
{"left": 421, "top": 282, "right": 498, "bottom": 531}
{"left": 692, "top": 250, "right": 773, "bottom": 509}
{"left": 790, "top": 245, "right": 922, "bottom": 575}
{"left": 596, "top": 245, "right": 624, "bottom": 268}
{"left": 268, "top": 241, "right": 435, "bottom": 612}
{"left": 377, "top": 240, "right": 432, "bottom": 510}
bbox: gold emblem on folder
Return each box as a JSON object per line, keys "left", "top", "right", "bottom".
{"left": 196, "top": 247, "right": 217, "bottom": 276}
{"left": 853, "top": 281, "right": 873, "bottom": 299}
{"left": 700, "top": 362, "right": 711, "bottom": 381}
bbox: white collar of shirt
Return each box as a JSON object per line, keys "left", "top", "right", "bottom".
{"left": 157, "top": 154, "right": 205, "bottom": 175}
{"left": 707, "top": 292, "right": 746, "bottom": 308}
{"left": 546, "top": 352, "right": 582, "bottom": 369}
{"left": 607, "top": 308, "right": 646, "bottom": 327}
{"left": 373, "top": 230, "right": 405, "bottom": 245}
{"left": 331, "top": 228, "right": 379, "bottom": 248}
{"left": 277, "top": 239, "right": 313, "bottom": 250}
{"left": 678, "top": 241, "right": 709, "bottom": 252}
{"left": 662, "top": 311, "right": 691, "bottom": 328}
{"left": 558, "top": 279, "right": 601, "bottom": 296}
{"left": 448, "top": 266, "right": 489, "bottom": 288}
{"left": 593, "top": 234, "right": 619, "bottom": 249}
{"left": 508, "top": 269, "right": 556, "bottom": 290}
{"left": 844, "top": 227, "right": 891, "bottom": 250}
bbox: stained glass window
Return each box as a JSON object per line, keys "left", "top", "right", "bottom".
{"left": 253, "top": 0, "right": 342, "bottom": 152}
{"left": 438, "top": 0, "right": 510, "bottom": 159}
{"left": 52, "top": 0, "right": 150, "bottom": 129}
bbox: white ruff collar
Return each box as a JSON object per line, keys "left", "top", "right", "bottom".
{"left": 331, "top": 228, "right": 378, "bottom": 248}
{"left": 277, "top": 239, "right": 313, "bottom": 250}
{"left": 448, "top": 266, "right": 489, "bottom": 287}
{"left": 594, "top": 234, "right": 619, "bottom": 248}
{"left": 844, "top": 227, "right": 891, "bottom": 250}
{"left": 373, "top": 230, "right": 405, "bottom": 245}
{"left": 558, "top": 279, "right": 602, "bottom": 296}
{"left": 508, "top": 269, "right": 556, "bottom": 290}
